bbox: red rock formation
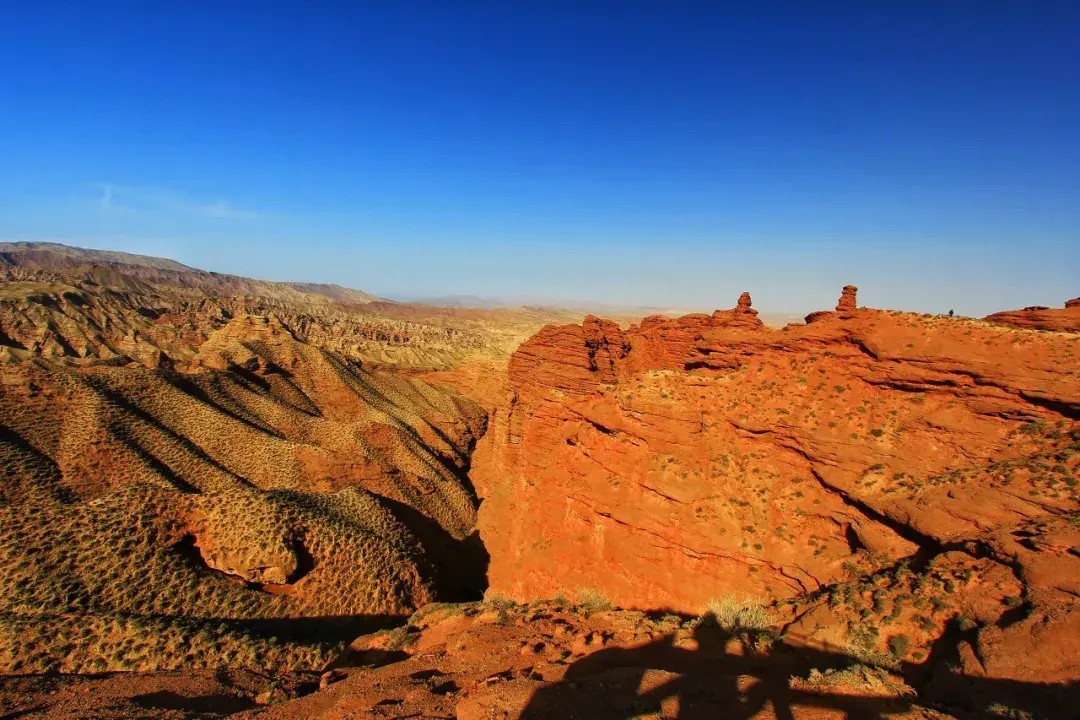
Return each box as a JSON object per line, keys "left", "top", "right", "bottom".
{"left": 710, "top": 291, "right": 765, "bottom": 330}
{"left": 836, "top": 285, "right": 858, "bottom": 311}
{"left": 470, "top": 306, "right": 1080, "bottom": 677}
{"left": 804, "top": 285, "right": 860, "bottom": 324}
{"left": 983, "top": 297, "right": 1080, "bottom": 332}
{"left": 803, "top": 310, "right": 833, "bottom": 324}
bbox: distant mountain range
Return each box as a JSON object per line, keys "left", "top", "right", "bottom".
{"left": 0, "top": 241, "right": 800, "bottom": 326}
{"left": 393, "top": 292, "right": 800, "bottom": 327}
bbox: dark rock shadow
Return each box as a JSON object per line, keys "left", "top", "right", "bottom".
{"left": 230, "top": 615, "right": 402, "bottom": 646}
{"left": 131, "top": 690, "right": 255, "bottom": 714}
{"left": 521, "top": 623, "right": 1080, "bottom": 720}
{"left": 377, "top": 495, "right": 490, "bottom": 601}
{"left": 0, "top": 706, "right": 48, "bottom": 720}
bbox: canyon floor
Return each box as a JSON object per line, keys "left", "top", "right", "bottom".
{"left": 0, "top": 243, "right": 1077, "bottom": 720}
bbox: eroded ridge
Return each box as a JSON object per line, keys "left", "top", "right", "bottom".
{"left": 0, "top": 314, "right": 489, "bottom": 675}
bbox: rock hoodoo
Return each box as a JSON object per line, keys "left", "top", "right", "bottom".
{"left": 836, "top": 284, "right": 858, "bottom": 311}
{"left": 709, "top": 291, "right": 765, "bottom": 330}
{"left": 804, "top": 285, "right": 861, "bottom": 324}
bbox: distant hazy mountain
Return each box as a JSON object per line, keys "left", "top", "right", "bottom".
{"left": 0, "top": 241, "right": 386, "bottom": 304}
{"left": 394, "top": 292, "right": 799, "bottom": 327}
{"left": 395, "top": 292, "right": 690, "bottom": 315}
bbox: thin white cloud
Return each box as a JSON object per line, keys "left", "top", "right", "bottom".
{"left": 95, "top": 183, "right": 258, "bottom": 219}
{"left": 197, "top": 199, "right": 257, "bottom": 219}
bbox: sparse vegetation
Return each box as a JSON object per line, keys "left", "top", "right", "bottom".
{"left": 888, "top": 634, "right": 910, "bottom": 658}
{"left": 701, "top": 595, "right": 772, "bottom": 632}
{"left": 987, "top": 703, "right": 1036, "bottom": 719}
{"left": 0, "top": 330, "right": 490, "bottom": 674}
{"left": 576, "top": 588, "right": 614, "bottom": 612}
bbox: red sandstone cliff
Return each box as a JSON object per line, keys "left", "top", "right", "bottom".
{"left": 983, "top": 296, "right": 1080, "bottom": 332}
{"left": 469, "top": 292, "right": 1080, "bottom": 686}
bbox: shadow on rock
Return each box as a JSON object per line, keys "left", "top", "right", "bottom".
{"left": 521, "top": 623, "right": 1079, "bottom": 720}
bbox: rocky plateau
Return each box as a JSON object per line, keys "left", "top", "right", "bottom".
{"left": 0, "top": 244, "right": 1078, "bottom": 720}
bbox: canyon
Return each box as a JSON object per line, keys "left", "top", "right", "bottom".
{"left": 0, "top": 244, "right": 1078, "bottom": 719}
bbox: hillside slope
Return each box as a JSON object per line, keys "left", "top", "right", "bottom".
{"left": 0, "top": 314, "right": 488, "bottom": 674}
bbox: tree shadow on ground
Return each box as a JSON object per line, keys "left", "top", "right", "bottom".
{"left": 522, "top": 623, "right": 1079, "bottom": 719}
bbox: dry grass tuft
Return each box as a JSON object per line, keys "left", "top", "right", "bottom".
{"left": 576, "top": 587, "right": 613, "bottom": 612}
{"left": 701, "top": 595, "right": 773, "bottom": 632}
{"left": 790, "top": 663, "right": 915, "bottom": 697}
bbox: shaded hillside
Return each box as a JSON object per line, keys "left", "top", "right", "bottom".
{"left": 0, "top": 315, "right": 488, "bottom": 674}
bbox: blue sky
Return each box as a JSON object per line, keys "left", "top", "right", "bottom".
{"left": 1, "top": 2, "right": 1078, "bottom": 315}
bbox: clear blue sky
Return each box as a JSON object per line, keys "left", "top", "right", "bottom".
{"left": 1, "top": 1, "right": 1078, "bottom": 315}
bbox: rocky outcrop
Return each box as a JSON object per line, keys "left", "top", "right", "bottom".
{"left": 471, "top": 303, "right": 1080, "bottom": 675}
{"left": 709, "top": 291, "right": 765, "bottom": 331}
{"left": 984, "top": 297, "right": 1080, "bottom": 332}
{"left": 804, "top": 285, "right": 860, "bottom": 324}
{"left": 466, "top": 301, "right": 1080, "bottom": 706}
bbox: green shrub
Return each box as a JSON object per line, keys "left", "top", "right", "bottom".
{"left": 887, "top": 634, "right": 910, "bottom": 658}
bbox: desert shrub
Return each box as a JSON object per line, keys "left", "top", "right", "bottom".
{"left": 887, "top": 634, "right": 910, "bottom": 658}
{"left": 791, "top": 664, "right": 914, "bottom": 696}
{"left": 407, "top": 602, "right": 466, "bottom": 628}
{"left": 701, "top": 595, "right": 772, "bottom": 632}
{"left": 987, "top": 703, "right": 1035, "bottom": 720}
{"left": 482, "top": 589, "right": 515, "bottom": 610}
{"left": 380, "top": 626, "right": 411, "bottom": 651}
{"left": 576, "top": 587, "right": 613, "bottom": 612}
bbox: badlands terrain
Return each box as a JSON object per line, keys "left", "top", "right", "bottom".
{"left": 0, "top": 243, "right": 1078, "bottom": 719}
